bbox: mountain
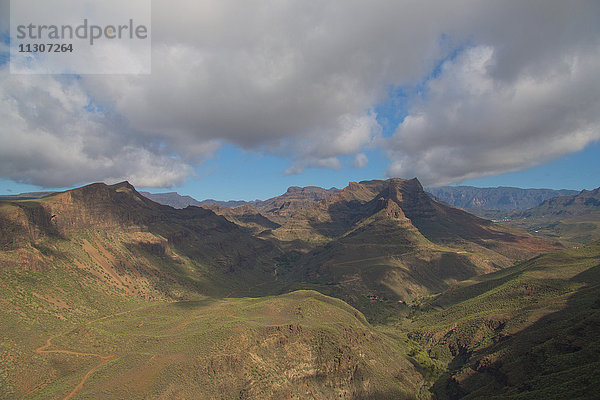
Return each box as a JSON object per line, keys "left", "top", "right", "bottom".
{"left": 0, "top": 191, "right": 55, "bottom": 201}
{"left": 520, "top": 186, "right": 600, "bottom": 218}
{"left": 202, "top": 203, "right": 281, "bottom": 235}
{"left": 0, "top": 178, "right": 579, "bottom": 399}
{"left": 0, "top": 181, "right": 428, "bottom": 399}
{"left": 0, "top": 181, "right": 279, "bottom": 293}
{"left": 496, "top": 186, "right": 600, "bottom": 246}
{"left": 260, "top": 178, "right": 561, "bottom": 322}
{"left": 408, "top": 241, "right": 600, "bottom": 399}
{"left": 140, "top": 186, "right": 339, "bottom": 214}
{"left": 140, "top": 191, "right": 248, "bottom": 209}
{"left": 252, "top": 186, "right": 341, "bottom": 224}
{"left": 139, "top": 191, "right": 204, "bottom": 208}
{"left": 199, "top": 198, "right": 249, "bottom": 207}
{"left": 427, "top": 186, "right": 578, "bottom": 211}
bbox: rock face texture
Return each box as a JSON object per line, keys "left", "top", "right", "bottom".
{"left": 428, "top": 186, "right": 578, "bottom": 210}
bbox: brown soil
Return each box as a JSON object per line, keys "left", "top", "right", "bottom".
{"left": 34, "top": 335, "right": 116, "bottom": 400}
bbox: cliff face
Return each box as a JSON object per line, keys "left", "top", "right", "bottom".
{"left": 0, "top": 202, "right": 57, "bottom": 250}
{"left": 0, "top": 182, "right": 280, "bottom": 279}
{"left": 0, "top": 182, "right": 160, "bottom": 250}
{"left": 428, "top": 186, "right": 579, "bottom": 210}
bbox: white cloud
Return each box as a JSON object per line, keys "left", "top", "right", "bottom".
{"left": 353, "top": 153, "right": 369, "bottom": 169}
{"left": 0, "top": 0, "right": 599, "bottom": 187}
{"left": 0, "top": 72, "right": 192, "bottom": 187}
{"left": 387, "top": 41, "right": 600, "bottom": 186}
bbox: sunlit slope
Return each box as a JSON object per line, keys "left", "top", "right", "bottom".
{"left": 271, "top": 179, "right": 560, "bottom": 322}
{"left": 3, "top": 290, "right": 423, "bottom": 400}
{"left": 0, "top": 181, "right": 281, "bottom": 297}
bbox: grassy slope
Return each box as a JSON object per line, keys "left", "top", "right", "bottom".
{"left": 1, "top": 180, "right": 589, "bottom": 399}
{"left": 0, "top": 186, "right": 425, "bottom": 399}
{"left": 506, "top": 212, "right": 600, "bottom": 247}
{"left": 406, "top": 242, "right": 600, "bottom": 399}
{"left": 1, "top": 285, "right": 424, "bottom": 399}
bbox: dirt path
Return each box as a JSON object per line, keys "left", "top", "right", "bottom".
{"left": 29, "top": 304, "right": 157, "bottom": 400}
{"left": 34, "top": 335, "right": 117, "bottom": 400}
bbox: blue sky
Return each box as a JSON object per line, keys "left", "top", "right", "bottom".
{"left": 1, "top": 141, "right": 598, "bottom": 201}
{"left": 1, "top": 1, "right": 599, "bottom": 201}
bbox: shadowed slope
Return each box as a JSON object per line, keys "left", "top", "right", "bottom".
{"left": 409, "top": 242, "right": 600, "bottom": 399}
{"left": 270, "top": 179, "right": 560, "bottom": 322}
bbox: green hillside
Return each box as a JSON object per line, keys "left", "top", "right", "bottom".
{"left": 1, "top": 286, "right": 423, "bottom": 399}
{"left": 407, "top": 242, "right": 600, "bottom": 399}
{"left": 1, "top": 179, "right": 595, "bottom": 399}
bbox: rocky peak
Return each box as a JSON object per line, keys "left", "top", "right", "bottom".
{"left": 373, "top": 178, "right": 436, "bottom": 218}
{"left": 26, "top": 182, "right": 164, "bottom": 236}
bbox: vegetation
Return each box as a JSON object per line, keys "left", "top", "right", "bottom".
{"left": 407, "top": 242, "right": 600, "bottom": 399}
{"left": 1, "top": 179, "right": 598, "bottom": 399}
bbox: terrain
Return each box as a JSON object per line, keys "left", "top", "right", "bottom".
{"left": 408, "top": 241, "right": 600, "bottom": 399}
{"left": 139, "top": 192, "right": 247, "bottom": 209}
{"left": 0, "top": 181, "right": 423, "bottom": 399}
{"left": 139, "top": 186, "right": 339, "bottom": 211}
{"left": 0, "top": 192, "right": 55, "bottom": 201}
{"left": 475, "top": 187, "right": 600, "bottom": 246}
{"left": 0, "top": 178, "right": 597, "bottom": 399}
{"left": 209, "top": 179, "right": 560, "bottom": 322}
{"left": 140, "top": 185, "right": 577, "bottom": 214}
{"left": 427, "top": 186, "right": 577, "bottom": 212}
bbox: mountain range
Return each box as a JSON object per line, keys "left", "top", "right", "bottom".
{"left": 136, "top": 185, "right": 578, "bottom": 213}
{"left": 496, "top": 186, "right": 600, "bottom": 246}
{"left": 0, "top": 178, "right": 598, "bottom": 399}
{"left": 427, "top": 186, "right": 578, "bottom": 211}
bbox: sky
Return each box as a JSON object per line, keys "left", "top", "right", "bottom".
{"left": 1, "top": 0, "right": 599, "bottom": 201}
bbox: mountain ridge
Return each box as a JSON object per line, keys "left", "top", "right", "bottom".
{"left": 427, "top": 185, "right": 578, "bottom": 211}
{"left": 0, "top": 177, "right": 584, "bottom": 399}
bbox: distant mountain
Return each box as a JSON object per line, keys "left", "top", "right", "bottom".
{"left": 427, "top": 186, "right": 578, "bottom": 211}
{"left": 0, "top": 191, "right": 55, "bottom": 201}
{"left": 520, "top": 186, "right": 600, "bottom": 218}
{"left": 199, "top": 199, "right": 249, "bottom": 207}
{"left": 251, "top": 186, "right": 341, "bottom": 224}
{"left": 503, "top": 186, "right": 600, "bottom": 245}
{"left": 202, "top": 185, "right": 341, "bottom": 236}
{"left": 139, "top": 191, "right": 248, "bottom": 209}
{"left": 139, "top": 191, "right": 203, "bottom": 208}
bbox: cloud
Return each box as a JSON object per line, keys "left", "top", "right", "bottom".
{"left": 0, "top": 73, "right": 193, "bottom": 187}
{"left": 280, "top": 112, "right": 379, "bottom": 174}
{"left": 353, "top": 153, "right": 369, "bottom": 169}
{"left": 387, "top": 40, "right": 600, "bottom": 186}
{"left": 1, "top": 0, "right": 599, "bottom": 187}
